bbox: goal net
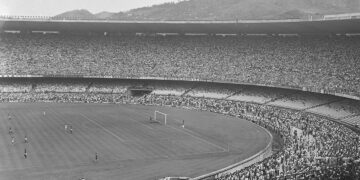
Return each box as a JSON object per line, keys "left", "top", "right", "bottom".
{"left": 153, "top": 111, "right": 167, "bottom": 125}
{"left": 152, "top": 111, "right": 185, "bottom": 128}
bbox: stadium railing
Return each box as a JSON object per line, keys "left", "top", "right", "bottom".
{"left": 0, "top": 15, "right": 336, "bottom": 22}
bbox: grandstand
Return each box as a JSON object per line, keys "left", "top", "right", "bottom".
{"left": 0, "top": 17, "right": 360, "bottom": 180}
{"left": 1, "top": 28, "right": 360, "bottom": 99}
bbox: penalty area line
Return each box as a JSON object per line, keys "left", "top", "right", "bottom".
{"left": 127, "top": 116, "right": 154, "bottom": 130}
{"left": 117, "top": 105, "right": 154, "bottom": 130}
{"left": 142, "top": 110, "right": 228, "bottom": 152}
{"left": 79, "top": 113, "right": 125, "bottom": 142}
{"left": 167, "top": 125, "right": 228, "bottom": 152}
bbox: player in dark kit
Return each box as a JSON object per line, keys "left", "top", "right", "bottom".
{"left": 9, "top": 127, "right": 13, "bottom": 135}
{"left": 95, "top": 152, "right": 98, "bottom": 162}
{"left": 24, "top": 148, "right": 27, "bottom": 159}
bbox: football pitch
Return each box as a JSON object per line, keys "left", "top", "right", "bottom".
{"left": 0, "top": 103, "right": 271, "bottom": 180}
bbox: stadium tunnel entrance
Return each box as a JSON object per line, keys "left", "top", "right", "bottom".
{"left": 128, "top": 87, "right": 153, "bottom": 96}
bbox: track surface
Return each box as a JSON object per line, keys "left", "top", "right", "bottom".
{"left": 0, "top": 103, "right": 271, "bottom": 180}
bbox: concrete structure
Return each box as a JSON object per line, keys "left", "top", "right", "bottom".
{"left": 1, "top": 17, "right": 360, "bottom": 34}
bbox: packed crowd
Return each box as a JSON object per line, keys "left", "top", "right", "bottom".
{"left": 0, "top": 89, "right": 358, "bottom": 179}
{"left": 0, "top": 81, "right": 32, "bottom": 92}
{"left": 0, "top": 92, "right": 129, "bottom": 103}
{"left": 89, "top": 81, "right": 129, "bottom": 93}
{"left": 1, "top": 78, "right": 360, "bottom": 120}
{"left": 35, "top": 81, "right": 89, "bottom": 93}
{"left": 1, "top": 33, "right": 360, "bottom": 97}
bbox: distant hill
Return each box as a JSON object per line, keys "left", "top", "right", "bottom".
{"left": 94, "top": 11, "right": 116, "bottom": 19}
{"left": 55, "top": 9, "right": 97, "bottom": 19}
{"left": 55, "top": 0, "right": 360, "bottom": 20}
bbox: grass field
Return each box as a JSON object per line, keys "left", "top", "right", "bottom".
{"left": 0, "top": 103, "right": 271, "bottom": 180}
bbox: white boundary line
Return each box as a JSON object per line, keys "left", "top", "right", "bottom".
{"left": 141, "top": 111, "right": 227, "bottom": 152}
{"left": 119, "top": 105, "right": 154, "bottom": 130}
{"left": 127, "top": 116, "right": 154, "bottom": 130}
{"left": 167, "top": 125, "right": 227, "bottom": 152}
{"left": 79, "top": 113, "right": 125, "bottom": 142}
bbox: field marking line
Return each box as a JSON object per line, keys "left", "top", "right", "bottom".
{"left": 79, "top": 113, "right": 125, "bottom": 142}
{"left": 141, "top": 110, "right": 227, "bottom": 152}
{"left": 167, "top": 125, "right": 227, "bottom": 152}
{"left": 126, "top": 116, "right": 154, "bottom": 130}
{"left": 118, "top": 105, "right": 154, "bottom": 130}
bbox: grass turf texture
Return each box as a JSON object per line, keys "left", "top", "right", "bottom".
{"left": 0, "top": 103, "right": 271, "bottom": 180}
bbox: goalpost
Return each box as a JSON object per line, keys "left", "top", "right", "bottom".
{"left": 152, "top": 111, "right": 185, "bottom": 128}
{"left": 154, "top": 111, "right": 167, "bottom": 125}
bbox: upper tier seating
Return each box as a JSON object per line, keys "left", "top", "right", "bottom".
{"left": 1, "top": 33, "right": 360, "bottom": 98}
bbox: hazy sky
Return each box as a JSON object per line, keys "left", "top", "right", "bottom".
{"left": 0, "top": 0, "right": 177, "bottom": 16}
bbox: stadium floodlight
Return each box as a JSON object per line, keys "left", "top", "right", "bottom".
{"left": 154, "top": 111, "right": 167, "bottom": 125}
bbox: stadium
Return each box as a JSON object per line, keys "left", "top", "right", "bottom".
{"left": 0, "top": 14, "right": 360, "bottom": 180}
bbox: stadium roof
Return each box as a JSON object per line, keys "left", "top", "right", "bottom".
{"left": 1, "top": 17, "right": 360, "bottom": 34}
